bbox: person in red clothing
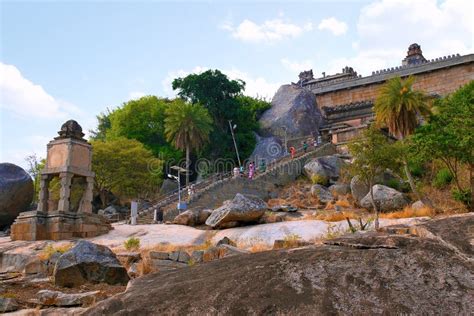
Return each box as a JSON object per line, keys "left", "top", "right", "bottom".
{"left": 289, "top": 146, "right": 296, "bottom": 159}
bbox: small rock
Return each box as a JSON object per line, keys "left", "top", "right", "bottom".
{"left": 23, "top": 258, "right": 46, "bottom": 275}
{"left": 149, "top": 251, "right": 169, "bottom": 260}
{"left": 310, "top": 184, "right": 333, "bottom": 203}
{"left": 116, "top": 252, "right": 141, "bottom": 266}
{"left": 270, "top": 205, "right": 298, "bottom": 212}
{"left": 218, "top": 244, "right": 250, "bottom": 258}
{"left": 191, "top": 250, "right": 204, "bottom": 263}
{"left": 37, "top": 290, "right": 99, "bottom": 307}
{"left": 329, "top": 184, "right": 350, "bottom": 196}
{"left": 304, "top": 155, "right": 347, "bottom": 183}
{"left": 151, "top": 259, "right": 187, "bottom": 272}
{"left": 412, "top": 200, "right": 426, "bottom": 210}
{"left": 177, "top": 251, "right": 191, "bottom": 263}
{"left": 216, "top": 237, "right": 237, "bottom": 247}
{"left": 128, "top": 263, "right": 139, "bottom": 278}
{"left": 0, "top": 297, "right": 19, "bottom": 313}
{"left": 169, "top": 251, "right": 180, "bottom": 261}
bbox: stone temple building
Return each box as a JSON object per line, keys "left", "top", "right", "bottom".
{"left": 297, "top": 43, "right": 474, "bottom": 144}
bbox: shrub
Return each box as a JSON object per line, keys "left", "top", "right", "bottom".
{"left": 451, "top": 188, "right": 472, "bottom": 208}
{"left": 124, "top": 237, "right": 141, "bottom": 251}
{"left": 432, "top": 168, "right": 453, "bottom": 188}
{"left": 385, "top": 178, "right": 401, "bottom": 191}
{"left": 283, "top": 234, "right": 301, "bottom": 248}
{"left": 409, "top": 162, "right": 425, "bottom": 178}
{"left": 311, "top": 174, "right": 328, "bottom": 186}
{"left": 380, "top": 206, "right": 434, "bottom": 219}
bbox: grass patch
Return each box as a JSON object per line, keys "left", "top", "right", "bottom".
{"left": 124, "top": 237, "right": 140, "bottom": 251}
{"left": 380, "top": 206, "right": 434, "bottom": 219}
{"left": 312, "top": 211, "right": 358, "bottom": 222}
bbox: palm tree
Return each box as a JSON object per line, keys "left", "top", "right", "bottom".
{"left": 165, "top": 100, "right": 213, "bottom": 188}
{"left": 374, "top": 76, "right": 431, "bottom": 197}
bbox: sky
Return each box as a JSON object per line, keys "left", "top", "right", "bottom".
{"left": 1, "top": 0, "right": 473, "bottom": 169}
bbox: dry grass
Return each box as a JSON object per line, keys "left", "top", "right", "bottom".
{"left": 39, "top": 242, "right": 73, "bottom": 261}
{"left": 247, "top": 243, "right": 272, "bottom": 253}
{"left": 311, "top": 211, "right": 358, "bottom": 222}
{"left": 421, "top": 186, "right": 469, "bottom": 215}
{"left": 380, "top": 206, "right": 434, "bottom": 219}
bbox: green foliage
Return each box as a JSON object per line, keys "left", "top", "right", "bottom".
{"left": 348, "top": 126, "right": 402, "bottom": 226}
{"left": 107, "top": 96, "right": 182, "bottom": 161}
{"left": 40, "top": 243, "right": 72, "bottom": 260}
{"left": 25, "top": 154, "right": 45, "bottom": 202}
{"left": 432, "top": 168, "right": 453, "bottom": 188}
{"left": 385, "top": 178, "right": 401, "bottom": 191}
{"left": 451, "top": 188, "right": 472, "bottom": 208}
{"left": 311, "top": 174, "right": 329, "bottom": 186}
{"left": 410, "top": 81, "right": 473, "bottom": 207}
{"left": 172, "top": 69, "right": 271, "bottom": 161}
{"left": 124, "top": 237, "right": 140, "bottom": 251}
{"left": 89, "top": 108, "right": 113, "bottom": 140}
{"left": 374, "top": 76, "right": 430, "bottom": 138}
{"left": 408, "top": 161, "right": 425, "bottom": 178}
{"left": 91, "top": 137, "right": 163, "bottom": 203}
{"left": 164, "top": 100, "right": 213, "bottom": 152}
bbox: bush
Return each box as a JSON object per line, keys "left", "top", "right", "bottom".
{"left": 385, "top": 178, "right": 401, "bottom": 191}
{"left": 39, "top": 243, "right": 72, "bottom": 260}
{"left": 432, "top": 168, "right": 453, "bottom": 188}
{"left": 451, "top": 188, "right": 472, "bottom": 208}
{"left": 124, "top": 237, "right": 141, "bottom": 251}
{"left": 409, "top": 162, "right": 425, "bottom": 178}
{"left": 311, "top": 174, "right": 328, "bottom": 186}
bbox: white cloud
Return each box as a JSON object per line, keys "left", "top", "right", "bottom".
{"left": 0, "top": 63, "right": 81, "bottom": 119}
{"left": 322, "top": 0, "right": 473, "bottom": 77}
{"left": 222, "top": 18, "right": 313, "bottom": 43}
{"left": 280, "top": 58, "right": 314, "bottom": 75}
{"left": 162, "top": 67, "right": 280, "bottom": 100}
{"left": 318, "top": 17, "right": 348, "bottom": 36}
{"left": 128, "top": 91, "right": 147, "bottom": 100}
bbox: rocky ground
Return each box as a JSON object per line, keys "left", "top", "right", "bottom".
{"left": 85, "top": 214, "right": 474, "bottom": 315}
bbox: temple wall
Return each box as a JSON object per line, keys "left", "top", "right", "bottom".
{"left": 315, "top": 63, "right": 474, "bottom": 108}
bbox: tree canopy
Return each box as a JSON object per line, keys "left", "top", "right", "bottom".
{"left": 91, "top": 137, "right": 163, "bottom": 205}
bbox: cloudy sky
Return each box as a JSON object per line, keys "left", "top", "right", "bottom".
{"left": 1, "top": 0, "right": 473, "bottom": 168}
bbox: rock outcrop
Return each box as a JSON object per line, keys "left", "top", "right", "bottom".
{"left": 0, "top": 163, "right": 34, "bottom": 229}
{"left": 360, "top": 184, "right": 410, "bottom": 212}
{"left": 250, "top": 134, "right": 286, "bottom": 162}
{"left": 85, "top": 215, "right": 474, "bottom": 315}
{"left": 259, "top": 84, "right": 323, "bottom": 139}
{"left": 350, "top": 171, "right": 403, "bottom": 203}
{"left": 205, "top": 194, "right": 267, "bottom": 228}
{"left": 304, "top": 155, "right": 346, "bottom": 184}
{"left": 53, "top": 240, "right": 129, "bottom": 287}
{"left": 173, "top": 209, "right": 212, "bottom": 226}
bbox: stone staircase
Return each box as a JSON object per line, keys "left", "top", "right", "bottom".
{"left": 134, "top": 143, "right": 336, "bottom": 224}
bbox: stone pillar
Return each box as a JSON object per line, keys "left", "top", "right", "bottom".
{"left": 57, "top": 172, "right": 73, "bottom": 212}
{"left": 79, "top": 176, "right": 94, "bottom": 213}
{"left": 37, "top": 174, "right": 51, "bottom": 212}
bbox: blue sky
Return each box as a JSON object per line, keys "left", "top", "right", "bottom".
{"left": 1, "top": 0, "right": 473, "bottom": 169}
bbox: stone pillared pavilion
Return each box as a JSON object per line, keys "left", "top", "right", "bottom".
{"left": 11, "top": 120, "right": 111, "bottom": 241}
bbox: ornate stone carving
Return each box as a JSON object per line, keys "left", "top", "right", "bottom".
{"left": 297, "top": 69, "right": 314, "bottom": 85}
{"left": 402, "top": 43, "right": 427, "bottom": 66}
{"left": 55, "top": 120, "right": 86, "bottom": 141}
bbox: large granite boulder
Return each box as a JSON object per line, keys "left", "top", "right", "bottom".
{"left": 0, "top": 163, "right": 34, "bottom": 229}
{"left": 250, "top": 134, "right": 285, "bottom": 162}
{"left": 205, "top": 193, "right": 267, "bottom": 228}
{"left": 360, "top": 184, "right": 410, "bottom": 212}
{"left": 173, "top": 209, "right": 212, "bottom": 226}
{"left": 85, "top": 215, "right": 474, "bottom": 315}
{"left": 53, "top": 240, "right": 129, "bottom": 287}
{"left": 350, "top": 171, "right": 403, "bottom": 203}
{"left": 259, "top": 84, "right": 323, "bottom": 139}
{"left": 304, "top": 155, "right": 346, "bottom": 183}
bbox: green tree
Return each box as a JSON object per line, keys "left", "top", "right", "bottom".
{"left": 165, "top": 100, "right": 213, "bottom": 187}
{"left": 107, "top": 96, "right": 181, "bottom": 161}
{"left": 410, "top": 81, "right": 474, "bottom": 208}
{"left": 89, "top": 108, "right": 113, "bottom": 140}
{"left": 25, "top": 154, "right": 45, "bottom": 203}
{"left": 91, "top": 137, "right": 163, "bottom": 207}
{"left": 374, "top": 76, "right": 431, "bottom": 198}
{"left": 172, "top": 69, "right": 271, "bottom": 162}
{"left": 348, "top": 126, "right": 401, "bottom": 230}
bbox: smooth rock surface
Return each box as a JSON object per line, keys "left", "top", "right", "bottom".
{"left": 173, "top": 209, "right": 212, "bottom": 226}
{"left": 53, "top": 240, "right": 129, "bottom": 287}
{"left": 328, "top": 183, "right": 350, "bottom": 196}
{"left": 205, "top": 194, "right": 267, "bottom": 228}
{"left": 249, "top": 134, "right": 286, "bottom": 162}
{"left": 259, "top": 84, "right": 323, "bottom": 139}
{"left": 360, "top": 184, "right": 410, "bottom": 212}
{"left": 85, "top": 215, "right": 474, "bottom": 315}
{"left": 0, "top": 163, "right": 34, "bottom": 229}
